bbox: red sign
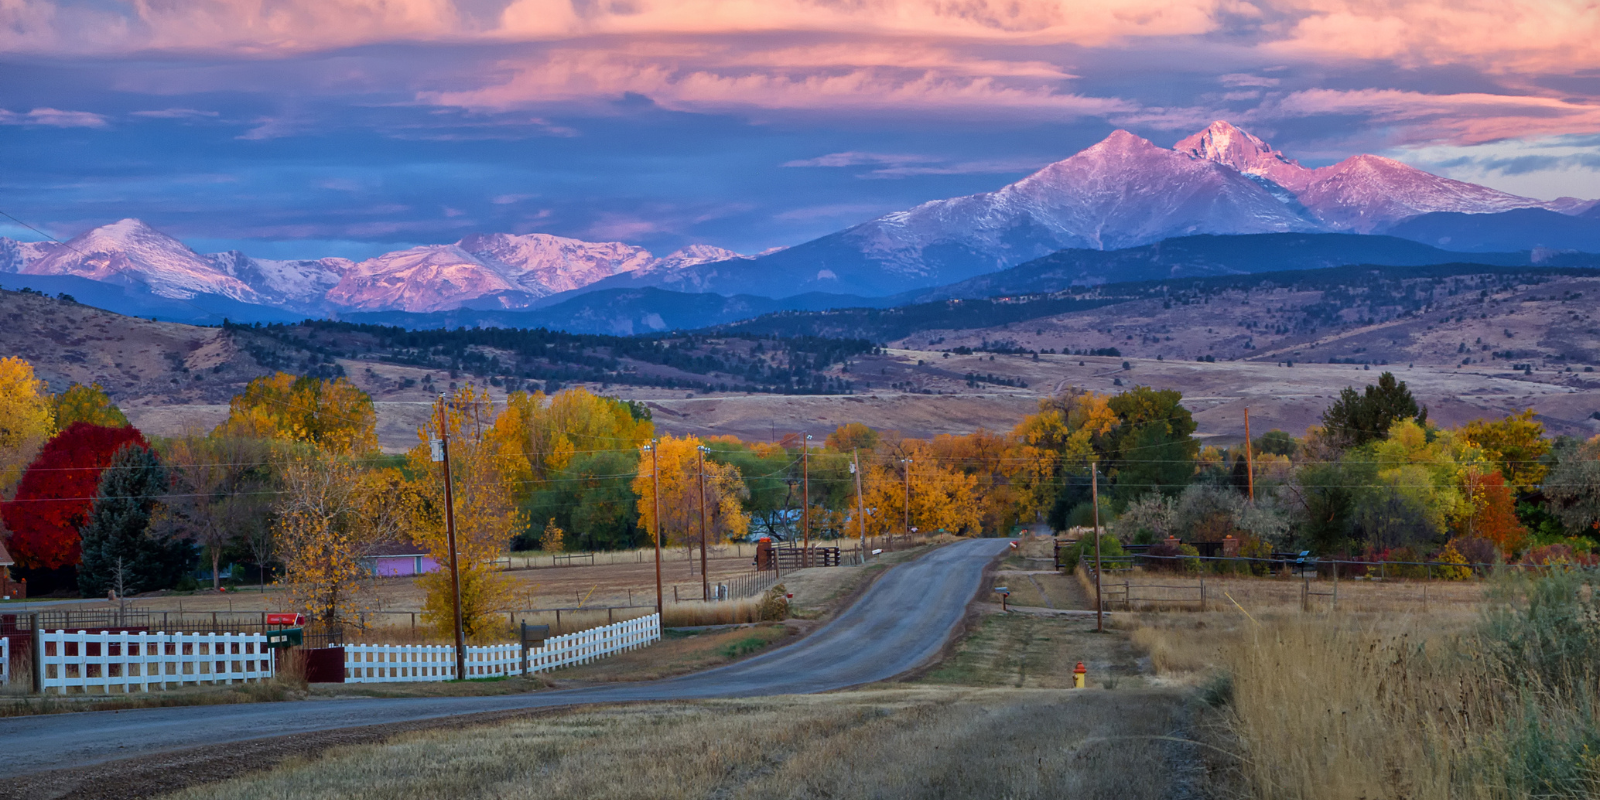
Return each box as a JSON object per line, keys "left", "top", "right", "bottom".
{"left": 266, "top": 613, "right": 305, "bottom": 626}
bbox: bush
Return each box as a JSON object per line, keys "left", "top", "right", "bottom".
{"left": 1059, "top": 533, "right": 1124, "bottom": 572}
{"left": 757, "top": 584, "right": 789, "bottom": 621}
{"left": 1177, "top": 544, "right": 1202, "bottom": 573}
{"left": 1434, "top": 542, "right": 1471, "bottom": 580}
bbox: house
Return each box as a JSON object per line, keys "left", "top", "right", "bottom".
{"left": 0, "top": 537, "right": 22, "bottom": 600}
{"left": 364, "top": 542, "right": 440, "bottom": 577}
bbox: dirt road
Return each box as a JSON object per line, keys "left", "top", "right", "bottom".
{"left": 0, "top": 538, "right": 1007, "bottom": 777}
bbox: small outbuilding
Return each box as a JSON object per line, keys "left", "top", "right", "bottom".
{"left": 364, "top": 542, "right": 440, "bottom": 577}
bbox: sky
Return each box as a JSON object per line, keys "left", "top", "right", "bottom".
{"left": 1, "top": 0, "right": 1598, "bottom": 260}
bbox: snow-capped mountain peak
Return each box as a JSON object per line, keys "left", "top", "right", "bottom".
{"left": 1174, "top": 121, "right": 1306, "bottom": 184}
{"left": 23, "top": 218, "right": 263, "bottom": 303}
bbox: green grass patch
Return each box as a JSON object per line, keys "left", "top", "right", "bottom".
{"left": 718, "top": 635, "right": 772, "bottom": 659}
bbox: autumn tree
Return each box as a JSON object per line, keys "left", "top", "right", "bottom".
{"left": 0, "top": 422, "right": 147, "bottom": 571}
{"left": 0, "top": 356, "right": 54, "bottom": 496}
{"left": 52, "top": 383, "right": 129, "bottom": 430}
{"left": 1458, "top": 409, "right": 1550, "bottom": 489}
{"left": 826, "top": 422, "right": 879, "bottom": 452}
{"left": 274, "top": 450, "right": 399, "bottom": 629}
{"left": 855, "top": 441, "right": 982, "bottom": 538}
{"left": 632, "top": 434, "right": 749, "bottom": 549}
{"left": 219, "top": 372, "right": 378, "bottom": 455}
{"left": 499, "top": 387, "right": 654, "bottom": 489}
{"left": 1458, "top": 468, "right": 1528, "bottom": 556}
{"left": 406, "top": 384, "right": 519, "bottom": 638}
{"left": 1012, "top": 389, "right": 1116, "bottom": 523}
{"left": 522, "top": 450, "right": 642, "bottom": 551}
{"left": 159, "top": 434, "right": 276, "bottom": 589}
{"left": 78, "top": 443, "right": 193, "bottom": 597}
{"left": 929, "top": 429, "right": 1023, "bottom": 535}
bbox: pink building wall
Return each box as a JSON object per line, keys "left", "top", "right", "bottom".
{"left": 369, "top": 555, "right": 440, "bottom": 577}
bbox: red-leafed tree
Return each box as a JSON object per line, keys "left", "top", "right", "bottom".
{"left": 0, "top": 422, "right": 148, "bottom": 570}
{"left": 1460, "top": 468, "right": 1528, "bottom": 558}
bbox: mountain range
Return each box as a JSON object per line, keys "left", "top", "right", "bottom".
{"left": 2, "top": 121, "right": 1596, "bottom": 326}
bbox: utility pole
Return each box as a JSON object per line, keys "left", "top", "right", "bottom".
{"left": 900, "top": 457, "right": 913, "bottom": 551}
{"left": 1243, "top": 406, "right": 1256, "bottom": 503}
{"left": 697, "top": 445, "right": 710, "bottom": 601}
{"left": 1091, "top": 460, "right": 1103, "bottom": 634}
{"left": 801, "top": 434, "right": 811, "bottom": 567}
{"left": 435, "top": 394, "right": 466, "bottom": 680}
{"left": 853, "top": 449, "right": 866, "bottom": 559}
{"left": 649, "top": 440, "right": 663, "bottom": 615}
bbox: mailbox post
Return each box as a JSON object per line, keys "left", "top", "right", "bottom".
{"left": 519, "top": 622, "right": 550, "bottom": 676}
{"left": 994, "top": 586, "right": 1011, "bottom": 612}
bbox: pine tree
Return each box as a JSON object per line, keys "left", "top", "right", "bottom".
{"left": 78, "top": 443, "right": 194, "bottom": 597}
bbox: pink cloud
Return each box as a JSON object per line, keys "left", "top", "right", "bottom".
{"left": 1261, "top": 0, "right": 1600, "bottom": 72}
{"left": 1261, "top": 88, "right": 1600, "bottom": 145}
{"left": 0, "top": 108, "right": 109, "bottom": 127}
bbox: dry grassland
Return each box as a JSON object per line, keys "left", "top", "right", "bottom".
{"left": 164, "top": 688, "right": 1190, "bottom": 800}
{"left": 1094, "top": 570, "right": 1487, "bottom": 615}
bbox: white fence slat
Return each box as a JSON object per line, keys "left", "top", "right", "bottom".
{"left": 38, "top": 630, "right": 274, "bottom": 694}
{"left": 341, "top": 614, "right": 661, "bottom": 684}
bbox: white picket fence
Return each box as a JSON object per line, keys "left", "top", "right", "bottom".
{"left": 344, "top": 613, "right": 660, "bottom": 684}
{"left": 37, "top": 630, "right": 274, "bottom": 694}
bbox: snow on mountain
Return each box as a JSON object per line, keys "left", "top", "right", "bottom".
{"left": 326, "top": 234, "right": 739, "bottom": 312}
{"left": 326, "top": 244, "right": 525, "bottom": 313}
{"left": 21, "top": 219, "right": 263, "bottom": 303}
{"left": 205, "top": 251, "right": 354, "bottom": 308}
{"left": 857, "top": 128, "right": 1314, "bottom": 275}
{"left": 458, "top": 232, "right": 655, "bottom": 295}
{"left": 1179, "top": 121, "right": 1559, "bottom": 233}
{"left": 648, "top": 244, "right": 747, "bottom": 272}
{"left": 0, "top": 238, "right": 59, "bottom": 273}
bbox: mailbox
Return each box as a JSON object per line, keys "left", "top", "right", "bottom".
{"left": 521, "top": 623, "right": 551, "bottom": 647}
{"left": 266, "top": 628, "right": 303, "bottom": 649}
{"left": 267, "top": 613, "right": 305, "bottom": 627}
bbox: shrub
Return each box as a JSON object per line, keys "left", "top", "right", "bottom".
{"left": 1059, "top": 533, "right": 1124, "bottom": 572}
{"left": 1177, "top": 544, "right": 1202, "bottom": 573}
{"left": 1451, "top": 536, "right": 1499, "bottom": 571}
{"left": 757, "top": 584, "right": 789, "bottom": 621}
{"left": 1433, "top": 542, "right": 1471, "bottom": 581}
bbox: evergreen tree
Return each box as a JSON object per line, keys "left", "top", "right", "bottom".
{"left": 78, "top": 444, "right": 194, "bottom": 597}
{"left": 1321, "top": 372, "right": 1428, "bottom": 450}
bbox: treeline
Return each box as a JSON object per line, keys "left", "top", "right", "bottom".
{"left": 712, "top": 264, "right": 1598, "bottom": 343}
{"left": 227, "top": 319, "right": 871, "bottom": 395}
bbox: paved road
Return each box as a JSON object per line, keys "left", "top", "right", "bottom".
{"left": 0, "top": 538, "right": 1006, "bottom": 775}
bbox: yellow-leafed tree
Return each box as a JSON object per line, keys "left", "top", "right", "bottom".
{"left": 52, "top": 382, "right": 128, "bottom": 430}
{"left": 632, "top": 434, "right": 749, "bottom": 548}
{"left": 406, "top": 384, "right": 519, "bottom": 638}
{"left": 274, "top": 451, "right": 403, "bottom": 628}
{"left": 498, "top": 388, "right": 653, "bottom": 490}
{"left": 1011, "top": 389, "right": 1116, "bottom": 521}
{"left": 218, "top": 372, "right": 378, "bottom": 455}
{"left": 0, "top": 357, "right": 55, "bottom": 496}
{"left": 854, "top": 442, "right": 982, "bottom": 538}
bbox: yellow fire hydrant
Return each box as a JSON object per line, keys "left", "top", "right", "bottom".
{"left": 1073, "top": 661, "right": 1087, "bottom": 689}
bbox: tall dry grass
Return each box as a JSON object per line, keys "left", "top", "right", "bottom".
{"left": 661, "top": 598, "right": 762, "bottom": 627}
{"left": 1220, "top": 569, "right": 1600, "bottom": 800}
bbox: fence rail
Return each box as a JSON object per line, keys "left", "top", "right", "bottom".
{"left": 342, "top": 614, "right": 661, "bottom": 683}
{"left": 37, "top": 630, "right": 274, "bottom": 695}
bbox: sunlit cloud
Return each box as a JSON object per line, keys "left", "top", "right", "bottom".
{"left": 0, "top": 108, "right": 109, "bottom": 128}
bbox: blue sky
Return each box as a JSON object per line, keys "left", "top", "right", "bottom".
{"left": 2, "top": 1, "right": 1597, "bottom": 260}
